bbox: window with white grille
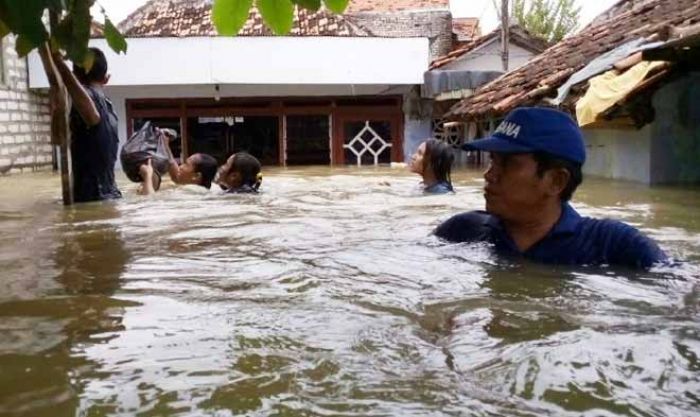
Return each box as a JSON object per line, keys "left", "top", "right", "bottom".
{"left": 343, "top": 121, "right": 393, "bottom": 166}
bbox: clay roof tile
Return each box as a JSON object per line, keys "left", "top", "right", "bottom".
{"left": 446, "top": 0, "right": 700, "bottom": 120}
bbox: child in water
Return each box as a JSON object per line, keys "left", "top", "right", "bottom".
{"left": 216, "top": 152, "right": 263, "bottom": 193}
{"left": 409, "top": 138, "right": 455, "bottom": 194}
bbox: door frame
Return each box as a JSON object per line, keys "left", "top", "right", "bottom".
{"left": 332, "top": 112, "right": 403, "bottom": 165}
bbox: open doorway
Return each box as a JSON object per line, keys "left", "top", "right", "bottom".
{"left": 187, "top": 116, "right": 279, "bottom": 165}
{"left": 286, "top": 115, "right": 330, "bottom": 165}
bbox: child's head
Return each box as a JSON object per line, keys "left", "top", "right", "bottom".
{"left": 217, "top": 152, "right": 262, "bottom": 192}
{"left": 410, "top": 139, "right": 454, "bottom": 183}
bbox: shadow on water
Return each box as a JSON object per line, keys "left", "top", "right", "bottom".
{"left": 0, "top": 202, "right": 132, "bottom": 417}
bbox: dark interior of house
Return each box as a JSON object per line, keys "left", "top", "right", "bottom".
{"left": 286, "top": 115, "right": 330, "bottom": 165}
{"left": 187, "top": 116, "right": 279, "bottom": 165}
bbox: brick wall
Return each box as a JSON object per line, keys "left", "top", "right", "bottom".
{"left": 348, "top": 10, "right": 453, "bottom": 60}
{"left": 0, "top": 36, "right": 53, "bottom": 175}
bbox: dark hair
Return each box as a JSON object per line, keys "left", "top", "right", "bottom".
{"left": 423, "top": 139, "right": 455, "bottom": 189}
{"left": 73, "top": 47, "right": 108, "bottom": 84}
{"left": 227, "top": 152, "right": 262, "bottom": 191}
{"left": 533, "top": 152, "right": 583, "bottom": 201}
{"left": 193, "top": 154, "right": 218, "bottom": 189}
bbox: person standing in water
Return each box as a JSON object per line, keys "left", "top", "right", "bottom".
{"left": 409, "top": 139, "right": 455, "bottom": 194}
{"left": 41, "top": 45, "right": 121, "bottom": 202}
{"left": 216, "top": 152, "right": 263, "bottom": 194}
{"left": 435, "top": 107, "right": 667, "bottom": 269}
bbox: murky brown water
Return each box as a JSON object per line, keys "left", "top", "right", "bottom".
{"left": 1, "top": 167, "right": 699, "bottom": 417}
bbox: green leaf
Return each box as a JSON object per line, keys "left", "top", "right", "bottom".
{"left": 15, "top": 34, "right": 36, "bottom": 57}
{"left": 323, "top": 0, "right": 348, "bottom": 14}
{"left": 212, "top": 0, "right": 254, "bottom": 36}
{"left": 64, "top": 0, "right": 92, "bottom": 65}
{"left": 257, "top": 0, "right": 294, "bottom": 35}
{"left": 52, "top": 14, "right": 73, "bottom": 48}
{"left": 0, "top": 17, "right": 9, "bottom": 39}
{"left": 0, "top": 0, "right": 49, "bottom": 54}
{"left": 104, "top": 18, "right": 127, "bottom": 54}
{"left": 292, "top": 0, "right": 321, "bottom": 11}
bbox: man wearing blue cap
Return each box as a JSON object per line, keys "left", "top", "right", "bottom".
{"left": 434, "top": 107, "right": 667, "bottom": 269}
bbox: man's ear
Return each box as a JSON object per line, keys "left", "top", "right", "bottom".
{"left": 546, "top": 168, "right": 570, "bottom": 198}
{"left": 103, "top": 74, "right": 111, "bottom": 85}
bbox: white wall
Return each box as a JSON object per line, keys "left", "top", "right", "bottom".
{"left": 28, "top": 37, "right": 430, "bottom": 88}
{"left": 443, "top": 41, "right": 535, "bottom": 72}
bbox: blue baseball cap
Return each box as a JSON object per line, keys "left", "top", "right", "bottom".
{"left": 462, "top": 107, "right": 586, "bottom": 164}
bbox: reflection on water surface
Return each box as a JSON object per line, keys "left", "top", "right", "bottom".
{"left": 0, "top": 167, "right": 699, "bottom": 416}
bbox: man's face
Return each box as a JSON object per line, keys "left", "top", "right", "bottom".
{"left": 483, "top": 153, "right": 552, "bottom": 222}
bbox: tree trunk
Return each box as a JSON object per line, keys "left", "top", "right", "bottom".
{"left": 51, "top": 85, "right": 73, "bottom": 205}
{"left": 42, "top": 12, "right": 74, "bottom": 205}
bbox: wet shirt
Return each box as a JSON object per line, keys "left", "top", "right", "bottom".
{"left": 434, "top": 204, "right": 668, "bottom": 269}
{"left": 424, "top": 181, "right": 454, "bottom": 195}
{"left": 70, "top": 85, "right": 122, "bottom": 203}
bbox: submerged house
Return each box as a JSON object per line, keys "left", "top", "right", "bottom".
{"left": 444, "top": 0, "right": 700, "bottom": 185}
{"left": 424, "top": 25, "right": 548, "bottom": 155}
{"left": 28, "top": 0, "right": 457, "bottom": 167}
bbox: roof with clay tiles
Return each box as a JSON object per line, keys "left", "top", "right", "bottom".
{"left": 446, "top": 0, "right": 700, "bottom": 120}
{"left": 118, "top": 0, "right": 367, "bottom": 37}
{"left": 430, "top": 25, "right": 548, "bottom": 70}
{"left": 345, "top": 0, "right": 449, "bottom": 13}
{"left": 118, "top": 0, "right": 450, "bottom": 38}
{"left": 452, "top": 17, "right": 481, "bottom": 41}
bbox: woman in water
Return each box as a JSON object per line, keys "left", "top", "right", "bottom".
{"left": 409, "top": 139, "right": 455, "bottom": 194}
{"left": 216, "top": 152, "right": 263, "bottom": 194}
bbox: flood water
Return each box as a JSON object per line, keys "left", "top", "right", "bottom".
{"left": 1, "top": 167, "right": 699, "bottom": 417}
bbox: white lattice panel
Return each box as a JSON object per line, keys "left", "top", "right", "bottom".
{"left": 344, "top": 121, "right": 392, "bottom": 166}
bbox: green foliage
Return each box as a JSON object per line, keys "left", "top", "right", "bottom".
{"left": 104, "top": 18, "right": 126, "bottom": 54}
{"left": 257, "top": 0, "right": 294, "bottom": 35}
{"left": 292, "top": 0, "right": 322, "bottom": 12}
{"left": 323, "top": 0, "right": 349, "bottom": 14}
{"left": 0, "top": 0, "right": 350, "bottom": 64}
{"left": 212, "top": 0, "right": 254, "bottom": 36}
{"left": 212, "top": 0, "right": 349, "bottom": 36}
{"left": 512, "top": 0, "right": 581, "bottom": 43}
{"left": 0, "top": 0, "right": 127, "bottom": 66}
